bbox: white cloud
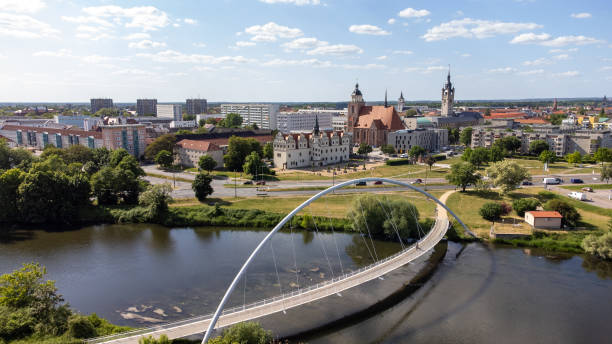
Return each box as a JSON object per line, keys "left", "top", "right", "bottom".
{"left": 32, "top": 50, "right": 129, "bottom": 65}
{"left": 0, "top": 0, "right": 46, "bottom": 13}
{"left": 392, "top": 50, "right": 413, "bottom": 55}
{"left": 258, "top": 0, "right": 320, "bottom": 5}
{"left": 193, "top": 42, "right": 206, "bottom": 48}
{"left": 0, "top": 13, "right": 58, "bottom": 38}
{"left": 128, "top": 39, "right": 167, "bottom": 49}
{"left": 307, "top": 44, "right": 363, "bottom": 56}
{"left": 123, "top": 32, "right": 151, "bottom": 40}
{"left": 553, "top": 70, "right": 580, "bottom": 77}
{"left": 398, "top": 8, "right": 431, "bottom": 18}
{"left": 183, "top": 18, "right": 197, "bottom": 25}
{"left": 518, "top": 69, "right": 544, "bottom": 75}
{"left": 61, "top": 15, "right": 113, "bottom": 27}
{"left": 376, "top": 55, "right": 387, "bottom": 60}
{"left": 553, "top": 54, "right": 570, "bottom": 60}
{"left": 404, "top": 65, "right": 446, "bottom": 74}
{"left": 137, "top": 49, "right": 254, "bottom": 65}
{"left": 387, "top": 18, "right": 396, "bottom": 25}
{"left": 349, "top": 24, "right": 390, "bottom": 36}
{"left": 548, "top": 48, "right": 578, "bottom": 53}
{"left": 244, "top": 22, "right": 302, "bottom": 42}
{"left": 571, "top": 12, "right": 592, "bottom": 19}
{"left": 112, "top": 68, "right": 154, "bottom": 76}
{"left": 523, "top": 57, "right": 552, "bottom": 66}
{"left": 282, "top": 37, "right": 327, "bottom": 51}
{"left": 423, "top": 18, "right": 541, "bottom": 41}
{"left": 33, "top": 49, "right": 73, "bottom": 57}
{"left": 80, "top": 5, "right": 170, "bottom": 31}
{"left": 461, "top": 53, "right": 471, "bottom": 57}
{"left": 234, "top": 41, "right": 256, "bottom": 47}
{"left": 510, "top": 33, "right": 603, "bottom": 47}
{"left": 261, "top": 58, "right": 384, "bottom": 70}
{"left": 487, "top": 67, "right": 517, "bottom": 74}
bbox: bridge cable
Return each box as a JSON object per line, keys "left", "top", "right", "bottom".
{"left": 323, "top": 194, "right": 345, "bottom": 276}
{"left": 406, "top": 195, "right": 424, "bottom": 243}
{"left": 375, "top": 197, "right": 405, "bottom": 251}
{"left": 289, "top": 219, "right": 300, "bottom": 288}
{"left": 269, "top": 238, "right": 286, "bottom": 312}
{"left": 242, "top": 269, "right": 247, "bottom": 310}
{"left": 357, "top": 196, "right": 379, "bottom": 262}
{"left": 309, "top": 208, "right": 336, "bottom": 281}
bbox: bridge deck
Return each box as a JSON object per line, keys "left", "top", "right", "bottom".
{"left": 90, "top": 191, "right": 455, "bottom": 344}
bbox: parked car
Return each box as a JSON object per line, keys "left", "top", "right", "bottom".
{"left": 543, "top": 178, "right": 560, "bottom": 185}
{"left": 399, "top": 153, "right": 408, "bottom": 158}
{"left": 411, "top": 178, "right": 423, "bottom": 184}
{"left": 374, "top": 180, "right": 383, "bottom": 185}
{"left": 243, "top": 180, "right": 253, "bottom": 185}
{"left": 356, "top": 181, "right": 367, "bottom": 186}
{"left": 522, "top": 181, "right": 533, "bottom": 185}
{"left": 582, "top": 187, "right": 594, "bottom": 192}
{"left": 568, "top": 192, "right": 587, "bottom": 201}
{"left": 570, "top": 178, "right": 583, "bottom": 183}
{"left": 255, "top": 180, "right": 266, "bottom": 185}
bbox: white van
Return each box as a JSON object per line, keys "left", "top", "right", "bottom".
{"left": 568, "top": 192, "right": 587, "bottom": 201}
{"left": 543, "top": 178, "right": 560, "bottom": 185}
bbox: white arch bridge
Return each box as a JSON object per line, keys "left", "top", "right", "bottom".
{"left": 88, "top": 177, "right": 474, "bottom": 344}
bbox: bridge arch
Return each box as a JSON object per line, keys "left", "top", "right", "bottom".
{"left": 202, "top": 177, "right": 473, "bottom": 343}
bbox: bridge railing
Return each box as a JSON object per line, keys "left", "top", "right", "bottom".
{"left": 86, "top": 219, "right": 448, "bottom": 343}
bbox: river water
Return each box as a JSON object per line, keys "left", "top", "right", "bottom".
{"left": 1, "top": 225, "right": 611, "bottom": 343}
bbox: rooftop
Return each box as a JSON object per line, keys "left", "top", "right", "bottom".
{"left": 526, "top": 211, "right": 563, "bottom": 218}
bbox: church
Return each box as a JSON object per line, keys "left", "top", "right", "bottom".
{"left": 347, "top": 84, "right": 405, "bottom": 147}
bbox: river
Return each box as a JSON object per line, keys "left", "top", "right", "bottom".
{"left": 1, "top": 225, "right": 611, "bottom": 343}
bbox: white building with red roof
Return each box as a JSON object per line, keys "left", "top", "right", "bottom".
{"left": 525, "top": 211, "right": 563, "bottom": 229}
{"left": 175, "top": 139, "right": 224, "bottom": 169}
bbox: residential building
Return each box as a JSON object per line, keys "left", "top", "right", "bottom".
{"left": 54, "top": 115, "right": 102, "bottom": 130}
{"left": 525, "top": 211, "right": 562, "bottom": 229}
{"left": 174, "top": 129, "right": 274, "bottom": 152}
{"left": 157, "top": 104, "right": 183, "bottom": 121}
{"left": 175, "top": 139, "right": 224, "bottom": 168}
{"left": 100, "top": 124, "right": 147, "bottom": 157}
{"left": 186, "top": 98, "right": 208, "bottom": 115}
{"left": 136, "top": 99, "right": 157, "bottom": 116}
{"left": 90, "top": 98, "right": 113, "bottom": 113}
{"left": 273, "top": 129, "right": 350, "bottom": 169}
{"left": 0, "top": 124, "right": 103, "bottom": 150}
{"left": 277, "top": 111, "right": 333, "bottom": 133}
{"left": 196, "top": 114, "right": 226, "bottom": 124}
{"left": 220, "top": 104, "right": 279, "bottom": 129}
{"left": 332, "top": 114, "right": 347, "bottom": 132}
{"left": 170, "top": 120, "right": 197, "bottom": 129}
{"left": 388, "top": 128, "right": 449, "bottom": 153}
{"left": 347, "top": 83, "right": 405, "bottom": 147}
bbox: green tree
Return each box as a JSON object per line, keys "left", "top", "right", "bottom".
{"left": 138, "top": 184, "right": 173, "bottom": 220}
{"left": 263, "top": 142, "right": 274, "bottom": 160}
{"left": 544, "top": 199, "right": 581, "bottom": 227}
{"left": 154, "top": 150, "right": 173, "bottom": 169}
{"left": 539, "top": 150, "right": 556, "bottom": 165}
{"left": 447, "top": 128, "right": 460, "bottom": 145}
{"left": 594, "top": 147, "right": 612, "bottom": 167}
{"left": 357, "top": 142, "right": 373, "bottom": 157}
{"left": 94, "top": 108, "right": 120, "bottom": 117}
{"left": 347, "top": 194, "right": 421, "bottom": 239}
{"left": 381, "top": 144, "right": 396, "bottom": 155}
{"left": 461, "top": 147, "right": 473, "bottom": 162}
{"left": 495, "top": 136, "right": 522, "bottom": 156}
{"left": 0, "top": 140, "right": 35, "bottom": 170}
{"left": 489, "top": 145, "right": 505, "bottom": 162}
{"left": 192, "top": 172, "right": 213, "bottom": 202}
{"left": 487, "top": 160, "right": 531, "bottom": 194}
{"left": 549, "top": 113, "right": 567, "bottom": 125}
{"left": 198, "top": 155, "right": 217, "bottom": 172}
{"left": 408, "top": 145, "right": 426, "bottom": 161}
{"left": 91, "top": 165, "right": 142, "bottom": 206}
{"left": 459, "top": 127, "right": 473, "bottom": 146}
{"left": 446, "top": 162, "right": 480, "bottom": 192}
{"left": 219, "top": 113, "right": 243, "bottom": 128}
{"left": 139, "top": 334, "right": 171, "bottom": 344}
{"left": 144, "top": 134, "right": 176, "bottom": 161}
{"left": 529, "top": 140, "right": 549, "bottom": 156}
{"left": 601, "top": 164, "right": 612, "bottom": 183}
{"left": 424, "top": 155, "right": 436, "bottom": 171}
{"left": 512, "top": 198, "right": 540, "bottom": 217}
{"left": 469, "top": 147, "right": 489, "bottom": 168}
{"left": 485, "top": 108, "right": 491, "bottom": 116}
{"left": 67, "top": 315, "right": 96, "bottom": 339}
{"left": 223, "top": 136, "right": 262, "bottom": 172}
{"left": 404, "top": 109, "right": 418, "bottom": 117}
{"left": 242, "top": 151, "right": 270, "bottom": 177}
{"left": 208, "top": 322, "right": 272, "bottom": 344}
{"left": 566, "top": 151, "right": 582, "bottom": 165}
{"left": 582, "top": 233, "right": 612, "bottom": 260}
{"left": 479, "top": 202, "right": 503, "bottom": 223}
{"left": 0, "top": 169, "right": 24, "bottom": 224}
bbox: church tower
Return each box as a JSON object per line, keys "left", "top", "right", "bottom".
{"left": 603, "top": 95, "right": 608, "bottom": 109}
{"left": 441, "top": 69, "right": 455, "bottom": 117}
{"left": 347, "top": 82, "right": 365, "bottom": 132}
{"left": 552, "top": 98, "right": 558, "bottom": 111}
{"left": 397, "top": 91, "right": 405, "bottom": 112}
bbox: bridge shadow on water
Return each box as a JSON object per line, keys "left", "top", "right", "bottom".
{"left": 284, "top": 241, "right": 497, "bottom": 344}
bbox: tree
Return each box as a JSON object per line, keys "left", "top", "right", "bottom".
{"left": 242, "top": 151, "right": 270, "bottom": 177}
{"left": 512, "top": 198, "right": 540, "bottom": 217}
{"left": 566, "top": 151, "right": 582, "bottom": 166}
{"left": 357, "top": 143, "right": 373, "bottom": 157}
{"left": 223, "top": 136, "right": 262, "bottom": 172}
{"left": 447, "top": 128, "right": 460, "bottom": 144}
{"left": 144, "top": 134, "right": 176, "bottom": 161}
{"left": 487, "top": 160, "right": 531, "bottom": 194}
{"left": 446, "top": 162, "right": 480, "bottom": 192}
{"left": 381, "top": 144, "right": 396, "bottom": 155}
{"left": 582, "top": 233, "right": 612, "bottom": 260}
{"left": 544, "top": 199, "right": 581, "bottom": 227}
{"left": 198, "top": 155, "right": 217, "bottom": 172}
{"left": 347, "top": 194, "right": 421, "bottom": 239}
{"left": 459, "top": 127, "right": 473, "bottom": 146}
{"left": 139, "top": 334, "right": 171, "bottom": 344}
{"left": 601, "top": 164, "right": 612, "bottom": 183}
{"left": 208, "top": 322, "right": 272, "bottom": 344}
{"left": 0, "top": 169, "right": 23, "bottom": 224}
{"left": 479, "top": 202, "right": 503, "bottom": 223}
{"left": 539, "top": 150, "right": 556, "bottom": 165}
{"left": 67, "top": 315, "right": 96, "bottom": 339}
{"left": 424, "top": 155, "right": 436, "bottom": 170}
{"left": 489, "top": 145, "right": 505, "bottom": 162}
{"left": 469, "top": 147, "right": 489, "bottom": 168}
{"left": 192, "top": 172, "right": 213, "bottom": 202}
{"left": 461, "top": 147, "right": 472, "bottom": 162}
{"left": 594, "top": 147, "right": 612, "bottom": 167}
{"left": 408, "top": 145, "right": 426, "bottom": 161}
{"left": 154, "top": 150, "right": 174, "bottom": 169}
{"left": 485, "top": 108, "right": 491, "bottom": 116}
{"left": 219, "top": 113, "right": 243, "bottom": 128}
{"left": 404, "top": 109, "right": 418, "bottom": 117}
{"left": 529, "top": 140, "right": 549, "bottom": 156}
{"left": 496, "top": 136, "right": 522, "bottom": 156}
{"left": 263, "top": 142, "right": 274, "bottom": 160}
{"left": 94, "top": 108, "right": 120, "bottom": 117}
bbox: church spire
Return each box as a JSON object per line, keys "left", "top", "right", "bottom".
{"left": 313, "top": 114, "right": 320, "bottom": 135}
{"left": 384, "top": 89, "right": 388, "bottom": 107}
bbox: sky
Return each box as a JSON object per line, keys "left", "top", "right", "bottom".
{"left": 0, "top": 0, "right": 611, "bottom": 103}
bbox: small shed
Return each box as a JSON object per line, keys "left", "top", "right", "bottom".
{"left": 525, "top": 211, "right": 563, "bottom": 229}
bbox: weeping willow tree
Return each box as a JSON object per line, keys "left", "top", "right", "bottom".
{"left": 347, "top": 194, "right": 424, "bottom": 240}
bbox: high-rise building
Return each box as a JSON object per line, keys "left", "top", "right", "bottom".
{"left": 137, "top": 99, "right": 157, "bottom": 116}
{"left": 186, "top": 98, "right": 208, "bottom": 115}
{"left": 277, "top": 111, "right": 333, "bottom": 133}
{"left": 90, "top": 98, "right": 113, "bottom": 114}
{"left": 157, "top": 104, "right": 183, "bottom": 121}
{"left": 220, "top": 104, "right": 279, "bottom": 129}
{"left": 441, "top": 70, "right": 455, "bottom": 117}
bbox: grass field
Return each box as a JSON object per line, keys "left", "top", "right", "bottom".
{"left": 275, "top": 164, "right": 449, "bottom": 181}
{"left": 561, "top": 184, "right": 612, "bottom": 191}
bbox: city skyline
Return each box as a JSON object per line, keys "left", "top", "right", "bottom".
{"left": 0, "top": 0, "right": 611, "bottom": 102}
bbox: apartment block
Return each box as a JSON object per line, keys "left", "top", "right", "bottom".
{"left": 220, "top": 104, "right": 279, "bottom": 130}
{"left": 277, "top": 111, "right": 333, "bottom": 133}
{"left": 90, "top": 98, "right": 113, "bottom": 113}
{"left": 186, "top": 99, "right": 208, "bottom": 115}
{"left": 157, "top": 104, "right": 183, "bottom": 121}
{"left": 388, "top": 128, "right": 449, "bottom": 153}
{"left": 136, "top": 99, "right": 157, "bottom": 116}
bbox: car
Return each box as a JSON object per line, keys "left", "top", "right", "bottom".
{"left": 522, "top": 181, "right": 533, "bottom": 185}
{"left": 568, "top": 191, "right": 587, "bottom": 201}
{"left": 243, "top": 180, "right": 253, "bottom": 185}
{"left": 356, "top": 181, "right": 367, "bottom": 186}
{"left": 374, "top": 180, "right": 383, "bottom": 185}
{"left": 582, "top": 187, "right": 594, "bottom": 192}
{"left": 255, "top": 180, "right": 266, "bottom": 185}
{"left": 570, "top": 178, "right": 584, "bottom": 184}
{"left": 543, "top": 178, "right": 560, "bottom": 185}
{"left": 411, "top": 178, "right": 423, "bottom": 184}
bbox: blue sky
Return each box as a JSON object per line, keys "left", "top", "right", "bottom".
{"left": 0, "top": 0, "right": 610, "bottom": 102}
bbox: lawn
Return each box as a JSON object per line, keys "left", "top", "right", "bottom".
{"left": 275, "top": 164, "right": 449, "bottom": 181}
{"left": 561, "top": 184, "right": 612, "bottom": 191}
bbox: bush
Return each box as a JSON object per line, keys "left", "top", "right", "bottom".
{"left": 479, "top": 202, "right": 503, "bottom": 223}
{"left": 139, "top": 334, "right": 171, "bottom": 344}
{"left": 432, "top": 154, "right": 446, "bottom": 161}
{"left": 512, "top": 198, "right": 541, "bottom": 217}
{"left": 582, "top": 233, "right": 612, "bottom": 260}
{"left": 209, "top": 322, "right": 271, "bottom": 344}
{"left": 67, "top": 315, "right": 96, "bottom": 339}
{"left": 192, "top": 173, "right": 214, "bottom": 202}
{"left": 544, "top": 199, "right": 581, "bottom": 227}
{"left": 500, "top": 202, "right": 512, "bottom": 216}
{"left": 385, "top": 158, "right": 411, "bottom": 166}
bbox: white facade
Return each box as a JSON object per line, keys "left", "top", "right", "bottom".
{"left": 220, "top": 104, "right": 279, "bottom": 129}
{"left": 332, "top": 115, "right": 347, "bottom": 132}
{"left": 277, "top": 111, "right": 333, "bottom": 133}
{"left": 273, "top": 131, "right": 350, "bottom": 169}
{"left": 196, "top": 114, "right": 226, "bottom": 123}
{"left": 170, "top": 120, "right": 197, "bottom": 129}
{"left": 157, "top": 104, "right": 183, "bottom": 121}
{"left": 54, "top": 115, "right": 102, "bottom": 130}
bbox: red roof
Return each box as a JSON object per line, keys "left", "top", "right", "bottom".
{"left": 176, "top": 139, "right": 221, "bottom": 152}
{"left": 527, "top": 211, "right": 562, "bottom": 218}
{"left": 1, "top": 124, "right": 102, "bottom": 138}
{"left": 356, "top": 106, "right": 405, "bottom": 130}
{"left": 515, "top": 118, "right": 549, "bottom": 124}
{"left": 485, "top": 112, "right": 527, "bottom": 119}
